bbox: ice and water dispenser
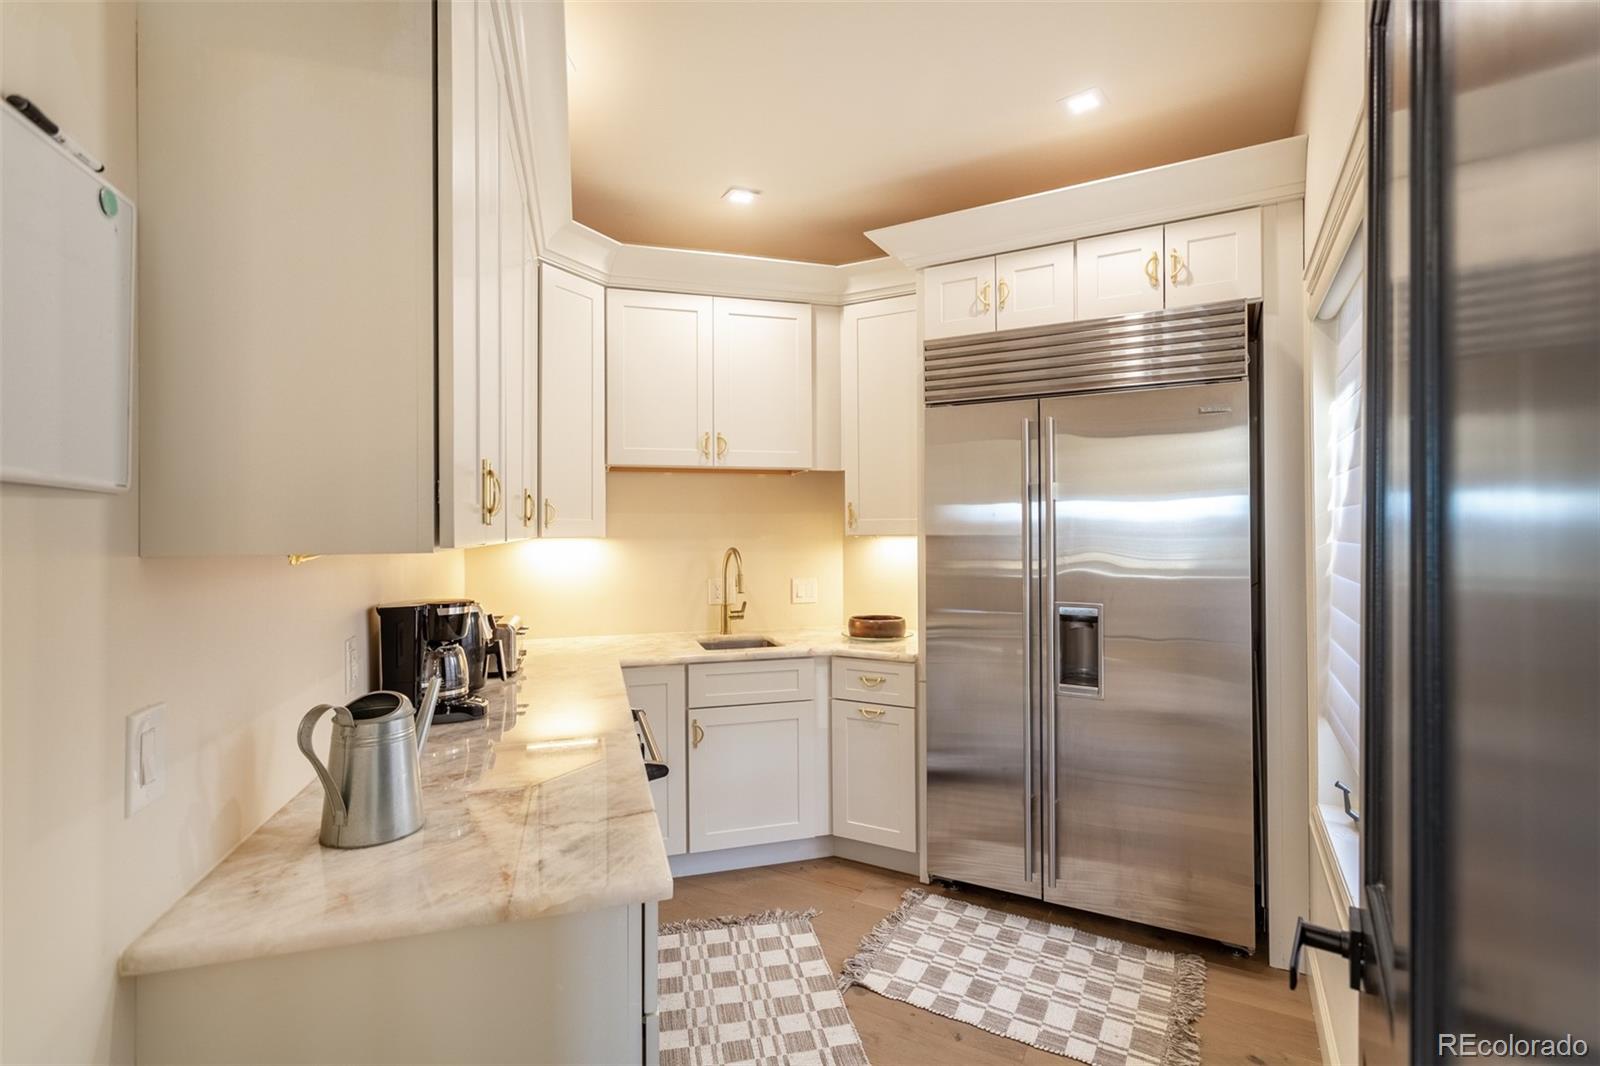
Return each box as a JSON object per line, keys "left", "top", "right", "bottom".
{"left": 1057, "top": 603, "right": 1103, "bottom": 697}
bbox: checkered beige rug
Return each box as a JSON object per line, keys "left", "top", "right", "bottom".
{"left": 839, "top": 890, "right": 1205, "bottom": 1066}
{"left": 659, "top": 908, "right": 870, "bottom": 1066}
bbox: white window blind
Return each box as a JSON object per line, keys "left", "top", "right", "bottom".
{"left": 1322, "top": 283, "right": 1365, "bottom": 769}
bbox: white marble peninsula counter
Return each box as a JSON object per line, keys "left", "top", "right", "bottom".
{"left": 121, "top": 627, "right": 916, "bottom": 1065}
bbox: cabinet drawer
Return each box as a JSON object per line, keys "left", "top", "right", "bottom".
{"left": 688, "top": 657, "right": 816, "bottom": 708}
{"left": 831, "top": 658, "right": 916, "bottom": 707}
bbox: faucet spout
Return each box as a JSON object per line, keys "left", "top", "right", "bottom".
{"left": 720, "top": 547, "right": 747, "bottom": 635}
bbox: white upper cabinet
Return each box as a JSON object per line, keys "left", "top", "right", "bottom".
{"left": 540, "top": 264, "right": 607, "bottom": 537}
{"left": 711, "top": 298, "right": 813, "bottom": 470}
{"left": 606, "top": 291, "right": 714, "bottom": 469}
{"left": 921, "top": 257, "right": 996, "bottom": 340}
{"left": 995, "top": 244, "right": 1077, "bottom": 331}
{"left": 1163, "top": 207, "right": 1263, "bottom": 308}
{"left": 135, "top": 0, "right": 436, "bottom": 556}
{"left": 841, "top": 296, "right": 919, "bottom": 535}
{"left": 1075, "top": 224, "right": 1166, "bottom": 318}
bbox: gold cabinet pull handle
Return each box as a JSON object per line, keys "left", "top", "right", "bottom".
{"left": 997, "top": 277, "right": 1010, "bottom": 310}
{"left": 858, "top": 675, "right": 886, "bottom": 688}
{"left": 481, "top": 459, "right": 502, "bottom": 524}
{"left": 522, "top": 489, "right": 534, "bottom": 526}
{"left": 699, "top": 432, "right": 711, "bottom": 461}
{"left": 1144, "top": 252, "right": 1160, "bottom": 288}
{"left": 692, "top": 719, "right": 705, "bottom": 748}
{"left": 847, "top": 501, "right": 857, "bottom": 529}
{"left": 1169, "top": 248, "right": 1184, "bottom": 285}
{"left": 715, "top": 432, "right": 728, "bottom": 460}
{"left": 544, "top": 499, "right": 556, "bottom": 529}
{"left": 978, "top": 280, "right": 991, "bottom": 313}
{"left": 858, "top": 706, "right": 887, "bottom": 719}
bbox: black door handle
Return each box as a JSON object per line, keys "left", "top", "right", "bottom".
{"left": 1288, "top": 908, "right": 1365, "bottom": 992}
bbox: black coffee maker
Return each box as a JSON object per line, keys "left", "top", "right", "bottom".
{"left": 375, "top": 600, "right": 490, "bottom": 723}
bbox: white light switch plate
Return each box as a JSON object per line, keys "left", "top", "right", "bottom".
{"left": 707, "top": 578, "right": 725, "bottom": 605}
{"left": 125, "top": 703, "right": 167, "bottom": 817}
{"left": 344, "top": 635, "right": 362, "bottom": 694}
{"left": 791, "top": 577, "right": 818, "bottom": 605}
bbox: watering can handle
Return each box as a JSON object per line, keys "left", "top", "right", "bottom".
{"left": 298, "top": 704, "right": 348, "bottom": 825}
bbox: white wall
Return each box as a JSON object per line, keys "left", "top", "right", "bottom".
{"left": 1296, "top": 0, "right": 1367, "bottom": 259}
{"left": 0, "top": 5, "right": 466, "bottom": 1062}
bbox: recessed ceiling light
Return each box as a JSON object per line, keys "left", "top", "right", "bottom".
{"left": 722, "top": 187, "right": 760, "bottom": 205}
{"left": 1061, "top": 88, "right": 1104, "bottom": 116}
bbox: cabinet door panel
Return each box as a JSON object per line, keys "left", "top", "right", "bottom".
{"left": 607, "top": 291, "right": 714, "bottom": 468}
{"left": 996, "top": 242, "right": 1075, "bottom": 330}
{"left": 1163, "top": 207, "right": 1262, "bottom": 308}
{"left": 1074, "top": 226, "right": 1164, "bottom": 318}
{"left": 519, "top": 244, "right": 539, "bottom": 535}
{"left": 841, "top": 296, "right": 919, "bottom": 535}
{"left": 539, "top": 264, "right": 606, "bottom": 536}
{"left": 625, "top": 665, "right": 687, "bottom": 857}
{"left": 921, "top": 257, "right": 996, "bottom": 340}
{"left": 473, "top": 18, "right": 503, "bottom": 541}
{"left": 688, "top": 701, "right": 817, "bottom": 852}
{"left": 498, "top": 96, "right": 528, "bottom": 541}
{"left": 711, "top": 298, "right": 812, "bottom": 469}
{"left": 831, "top": 699, "right": 916, "bottom": 852}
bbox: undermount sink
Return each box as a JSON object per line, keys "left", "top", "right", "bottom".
{"left": 697, "top": 635, "right": 780, "bottom": 650}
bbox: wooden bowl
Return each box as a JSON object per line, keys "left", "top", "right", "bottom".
{"left": 848, "top": 614, "right": 906, "bottom": 639}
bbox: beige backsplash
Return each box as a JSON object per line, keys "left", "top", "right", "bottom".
{"left": 466, "top": 470, "right": 918, "bottom": 638}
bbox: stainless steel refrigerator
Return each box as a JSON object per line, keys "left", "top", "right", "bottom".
{"left": 924, "top": 301, "right": 1259, "bottom": 949}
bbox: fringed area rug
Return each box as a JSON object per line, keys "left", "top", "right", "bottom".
{"left": 839, "top": 890, "right": 1205, "bottom": 1066}
{"left": 659, "top": 909, "right": 870, "bottom": 1066}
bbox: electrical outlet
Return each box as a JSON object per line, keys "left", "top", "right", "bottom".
{"left": 791, "top": 577, "right": 818, "bottom": 605}
{"left": 125, "top": 704, "right": 167, "bottom": 817}
{"left": 707, "top": 577, "right": 725, "bottom": 605}
{"left": 344, "top": 635, "right": 362, "bottom": 694}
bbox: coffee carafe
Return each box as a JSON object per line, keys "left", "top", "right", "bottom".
{"left": 375, "top": 600, "right": 489, "bottom": 724}
{"left": 297, "top": 678, "right": 438, "bottom": 849}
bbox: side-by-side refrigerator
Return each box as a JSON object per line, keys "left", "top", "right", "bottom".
{"left": 924, "top": 301, "right": 1260, "bottom": 949}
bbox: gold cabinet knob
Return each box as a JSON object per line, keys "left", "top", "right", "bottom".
{"left": 699, "top": 432, "right": 711, "bottom": 461}
{"left": 691, "top": 720, "right": 705, "bottom": 748}
{"left": 978, "top": 280, "right": 992, "bottom": 313}
{"left": 715, "top": 432, "right": 728, "bottom": 460}
{"left": 858, "top": 675, "right": 886, "bottom": 688}
{"left": 544, "top": 499, "right": 556, "bottom": 529}
{"left": 858, "top": 706, "right": 887, "bottom": 719}
{"left": 997, "top": 277, "right": 1010, "bottom": 311}
{"left": 1144, "top": 252, "right": 1160, "bottom": 288}
{"left": 847, "top": 501, "right": 858, "bottom": 529}
{"left": 522, "top": 489, "right": 534, "bottom": 526}
{"left": 1169, "top": 248, "right": 1184, "bottom": 285}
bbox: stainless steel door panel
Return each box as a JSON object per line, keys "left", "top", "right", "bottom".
{"left": 925, "top": 399, "right": 1039, "bottom": 897}
{"left": 1041, "top": 383, "right": 1256, "bottom": 947}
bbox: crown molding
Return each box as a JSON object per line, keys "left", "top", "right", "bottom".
{"left": 864, "top": 136, "right": 1309, "bottom": 270}
{"left": 508, "top": 2, "right": 913, "bottom": 306}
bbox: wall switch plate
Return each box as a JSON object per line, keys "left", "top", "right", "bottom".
{"left": 791, "top": 577, "right": 818, "bottom": 605}
{"left": 125, "top": 703, "right": 167, "bottom": 817}
{"left": 707, "top": 577, "right": 725, "bottom": 605}
{"left": 344, "top": 635, "right": 362, "bottom": 694}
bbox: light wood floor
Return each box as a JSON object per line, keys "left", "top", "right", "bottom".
{"left": 663, "top": 858, "right": 1323, "bottom": 1066}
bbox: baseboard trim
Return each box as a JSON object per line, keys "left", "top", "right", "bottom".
{"left": 668, "top": 836, "right": 920, "bottom": 879}
{"left": 1308, "top": 949, "right": 1347, "bottom": 1066}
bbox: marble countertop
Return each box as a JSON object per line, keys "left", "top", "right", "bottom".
{"left": 120, "top": 626, "right": 916, "bottom": 977}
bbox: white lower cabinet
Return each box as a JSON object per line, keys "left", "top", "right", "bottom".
{"left": 624, "top": 665, "right": 687, "bottom": 857}
{"left": 688, "top": 700, "right": 822, "bottom": 852}
{"left": 830, "top": 699, "right": 916, "bottom": 852}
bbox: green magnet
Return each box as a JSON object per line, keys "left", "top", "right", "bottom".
{"left": 98, "top": 188, "right": 118, "bottom": 217}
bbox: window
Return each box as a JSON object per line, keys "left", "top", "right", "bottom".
{"left": 1311, "top": 241, "right": 1365, "bottom": 902}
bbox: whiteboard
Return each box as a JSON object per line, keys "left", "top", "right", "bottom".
{"left": 2, "top": 105, "right": 135, "bottom": 492}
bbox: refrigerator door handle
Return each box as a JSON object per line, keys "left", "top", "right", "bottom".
{"left": 1043, "top": 414, "right": 1059, "bottom": 889}
{"left": 1021, "top": 416, "right": 1036, "bottom": 885}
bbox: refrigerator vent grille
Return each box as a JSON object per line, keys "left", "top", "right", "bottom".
{"left": 924, "top": 300, "right": 1252, "bottom": 405}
